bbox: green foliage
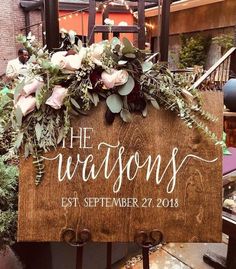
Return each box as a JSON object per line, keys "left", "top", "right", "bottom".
{"left": 0, "top": 92, "right": 15, "bottom": 156}
{"left": 179, "top": 35, "right": 211, "bottom": 68}
{"left": 0, "top": 33, "right": 221, "bottom": 184}
{"left": 140, "top": 64, "right": 221, "bottom": 145}
{"left": 0, "top": 157, "right": 18, "bottom": 247}
{"left": 212, "top": 34, "right": 234, "bottom": 55}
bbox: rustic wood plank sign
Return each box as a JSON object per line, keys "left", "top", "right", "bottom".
{"left": 18, "top": 91, "right": 223, "bottom": 242}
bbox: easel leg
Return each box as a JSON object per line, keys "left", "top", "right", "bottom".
{"left": 142, "top": 247, "right": 150, "bottom": 269}
{"left": 226, "top": 236, "right": 236, "bottom": 269}
{"left": 61, "top": 228, "right": 91, "bottom": 269}
{"left": 76, "top": 246, "right": 84, "bottom": 269}
{"left": 106, "top": 242, "right": 112, "bottom": 269}
{"left": 134, "top": 230, "right": 163, "bottom": 269}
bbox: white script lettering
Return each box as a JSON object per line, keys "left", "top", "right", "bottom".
{"left": 43, "top": 142, "right": 217, "bottom": 193}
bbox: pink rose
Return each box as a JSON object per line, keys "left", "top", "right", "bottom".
{"left": 101, "top": 69, "right": 129, "bottom": 89}
{"left": 22, "top": 78, "right": 43, "bottom": 96}
{"left": 16, "top": 95, "right": 36, "bottom": 116}
{"left": 46, "top": 85, "right": 68, "bottom": 109}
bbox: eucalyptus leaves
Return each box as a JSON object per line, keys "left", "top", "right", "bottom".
{"left": 0, "top": 33, "right": 221, "bottom": 183}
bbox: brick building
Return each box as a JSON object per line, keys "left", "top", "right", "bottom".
{"left": 0, "top": 0, "right": 42, "bottom": 76}
{"left": 0, "top": 0, "right": 135, "bottom": 76}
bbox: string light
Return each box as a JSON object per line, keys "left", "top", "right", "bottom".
{"left": 122, "top": 0, "right": 154, "bottom": 29}
{"left": 57, "top": 0, "right": 154, "bottom": 29}
{"left": 145, "top": 23, "right": 154, "bottom": 29}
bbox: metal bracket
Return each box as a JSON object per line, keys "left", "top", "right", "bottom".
{"left": 60, "top": 228, "right": 91, "bottom": 247}
{"left": 61, "top": 228, "right": 91, "bottom": 269}
{"left": 134, "top": 230, "right": 163, "bottom": 269}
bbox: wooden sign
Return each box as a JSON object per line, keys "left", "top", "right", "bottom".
{"left": 18, "top": 92, "right": 223, "bottom": 242}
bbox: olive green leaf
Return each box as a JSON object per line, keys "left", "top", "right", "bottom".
{"left": 35, "top": 123, "right": 43, "bottom": 142}
{"left": 124, "top": 53, "right": 136, "bottom": 59}
{"left": 57, "top": 128, "right": 65, "bottom": 144}
{"left": 92, "top": 93, "right": 99, "bottom": 106}
{"left": 24, "top": 143, "right": 30, "bottom": 158}
{"left": 150, "top": 99, "right": 160, "bottom": 110}
{"left": 122, "top": 37, "right": 135, "bottom": 54}
{"left": 70, "top": 98, "right": 81, "bottom": 109}
{"left": 14, "top": 80, "right": 25, "bottom": 103}
{"left": 15, "top": 132, "right": 24, "bottom": 149}
{"left": 142, "top": 104, "right": 148, "bottom": 117}
{"left": 15, "top": 106, "right": 23, "bottom": 127}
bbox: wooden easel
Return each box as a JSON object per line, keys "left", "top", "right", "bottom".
{"left": 87, "top": 0, "right": 147, "bottom": 49}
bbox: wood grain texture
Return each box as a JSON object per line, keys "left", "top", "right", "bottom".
{"left": 18, "top": 92, "right": 223, "bottom": 242}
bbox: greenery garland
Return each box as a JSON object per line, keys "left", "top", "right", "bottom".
{"left": 0, "top": 32, "right": 222, "bottom": 185}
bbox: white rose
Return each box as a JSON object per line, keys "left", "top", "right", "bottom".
{"left": 51, "top": 51, "right": 67, "bottom": 68}
{"left": 51, "top": 48, "right": 87, "bottom": 71}
{"left": 101, "top": 69, "right": 129, "bottom": 89}
{"left": 90, "top": 43, "right": 104, "bottom": 66}
{"left": 64, "top": 54, "right": 82, "bottom": 70}
{"left": 78, "top": 47, "right": 87, "bottom": 59}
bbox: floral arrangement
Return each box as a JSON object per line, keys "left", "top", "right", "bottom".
{"left": 0, "top": 32, "right": 221, "bottom": 183}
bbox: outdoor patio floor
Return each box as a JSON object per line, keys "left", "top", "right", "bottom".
{"left": 115, "top": 234, "right": 228, "bottom": 269}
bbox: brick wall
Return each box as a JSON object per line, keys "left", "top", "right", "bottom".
{"left": 0, "top": 0, "right": 42, "bottom": 75}
{"left": 29, "top": 10, "right": 44, "bottom": 44}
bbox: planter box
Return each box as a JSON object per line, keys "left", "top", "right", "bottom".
{"left": 18, "top": 91, "right": 223, "bottom": 243}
